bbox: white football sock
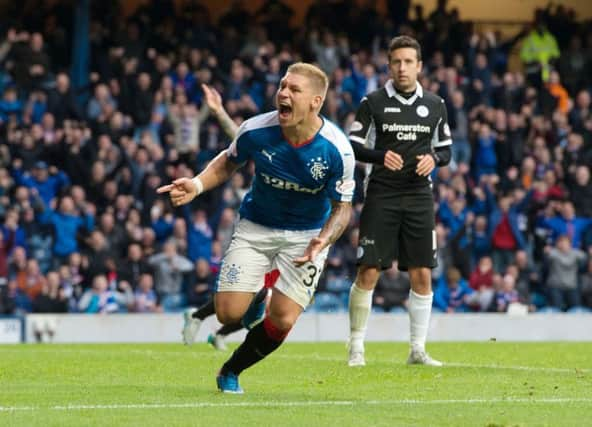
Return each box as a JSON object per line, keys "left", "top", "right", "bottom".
{"left": 408, "top": 290, "right": 433, "bottom": 352}
{"left": 348, "top": 284, "right": 374, "bottom": 352}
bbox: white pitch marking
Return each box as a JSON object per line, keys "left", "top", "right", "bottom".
{"left": 1, "top": 398, "right": 592, "bottom": 413}
{"left": 1, "top": 348, "right": 589, "bottom": 374}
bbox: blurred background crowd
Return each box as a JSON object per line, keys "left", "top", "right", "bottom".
{"left": 0, "top": 0, "right": 591, "bottom": 316}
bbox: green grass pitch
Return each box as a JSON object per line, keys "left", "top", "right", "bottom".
{"left": 1, "top": 342, "right": 591, "bottom": 426}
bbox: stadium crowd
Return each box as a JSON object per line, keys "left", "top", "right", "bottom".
{"left": 0, "top": 0, "right": 591, "bottom": 317}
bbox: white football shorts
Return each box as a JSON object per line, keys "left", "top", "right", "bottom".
{"left": 216, "top": 219, "right": 328, "bottom": 308}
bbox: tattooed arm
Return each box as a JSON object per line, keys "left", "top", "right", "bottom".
{"left": 201, "top": 84, "right": 239, "bottom": 139}
{"left": 293, "top": 201, "right": 352, "bottom": 266}
{"left": 214, "top": 107, "right": 239, "bottom": 140}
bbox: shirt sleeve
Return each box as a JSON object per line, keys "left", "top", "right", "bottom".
{"left": 431, "top": 99, "right": 453, "bottom": 148}
{"left": 226, "top": 122, "right": 252, "bottom": 164}
{"left": 326, "top": 141, "right": 356, "bottom": 203}
{"left": 348, "top": 97, "right": 375, "bottom": 147}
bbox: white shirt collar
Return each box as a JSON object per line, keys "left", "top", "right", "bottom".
{"left": 385, "top": 80, "right": 423, "bottom": 105}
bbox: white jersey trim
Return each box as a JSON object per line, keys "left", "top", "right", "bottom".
{"left": 385, "top": 80, "right": 424, "bottom": 105}
{"left": 227, "top": 111, "right": 279, "bottom": 160}
{"left": 349, "top": 135, "right": 366, "bottom": 144}
{"left": 319, "top": 119, "right": 356, "bottom": 202}
{"left": 433, "top": 139, "right": 453, "bottom": 147}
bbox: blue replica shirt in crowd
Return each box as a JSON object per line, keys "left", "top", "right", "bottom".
{"left": 228, "top": 111, "right": 355, "bottom": 230}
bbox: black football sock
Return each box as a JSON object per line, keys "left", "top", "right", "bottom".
{"left": 193, "top": 299, "right": 215, "bottom": 320}
{"left": 216, "top": 322, "right": 243, "bottom": 337}
{"left": 220, "top": 317, "right": 289, "bottom": 376}
{"left": 253, "top": 287, "right": 268, "bottom": 305}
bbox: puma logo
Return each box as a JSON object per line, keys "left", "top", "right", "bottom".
{"left": 261, "top": 149, "right": 276, "bottom": 162}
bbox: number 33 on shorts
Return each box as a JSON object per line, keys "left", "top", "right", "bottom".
{"left": 301, "top": 264, "right": 319, "bottom": 287}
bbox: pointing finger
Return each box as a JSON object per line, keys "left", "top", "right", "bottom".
{"left": 156, "top": 184, "right": 175, "bottom": 194}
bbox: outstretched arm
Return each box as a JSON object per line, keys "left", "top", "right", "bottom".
{"left": 293, "top": 201, "right": 352, "bottom": 266}
{"left": 157, "top": 150, "right": 241, "bottom": 206}
{"left": 202, "top": 84, "right": 239, "bottom": 139}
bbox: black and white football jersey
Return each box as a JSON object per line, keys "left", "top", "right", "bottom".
{"left": 349, "top": 80, "right": 452, "bottom": 192}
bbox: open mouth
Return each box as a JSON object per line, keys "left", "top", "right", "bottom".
{"left": 278, "top": 103, "right": 292, "bottom": 119}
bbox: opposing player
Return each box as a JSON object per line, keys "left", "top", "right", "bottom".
{"left": 347, "top": 36, "right": 452, "bottom": 367}
{"left": 158, "top": 63, "right": 355, "bottom": 393}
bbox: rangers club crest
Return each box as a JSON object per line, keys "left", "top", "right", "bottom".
{"left": 307, "top": 157, "right": 329, "bottom": 180}
{"left": 221, "top": 263, "right": 242, "bottom": 285}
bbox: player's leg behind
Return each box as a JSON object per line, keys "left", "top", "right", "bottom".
{"left": 348, "top": 194, "right": 400, "bottom": 366}
{"left": 400, "top": 192, "right": 442, "bottom": 366}
{"left": 186, "top": 264, "right": 278, "bottom": 347}
{"left": 208, "top": 286, "right": 273, "bottom": 350}
{"left": 348, "top": 265, "right": 380, "bottom": 366}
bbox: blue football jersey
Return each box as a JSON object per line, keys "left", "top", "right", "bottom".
{"left": 227, "top": 111, "right": 355, "bottom": 230}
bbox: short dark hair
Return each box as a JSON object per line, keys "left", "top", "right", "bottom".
{"left": 388, "top": 36, "right": 422, "bottom": 61}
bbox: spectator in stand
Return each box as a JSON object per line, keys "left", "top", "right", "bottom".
{"left": 166, "top": 91, "right": 209, "bottom": 158}
{"left": 0, "top": 86, "right": 23, "bottom": 123}
{"left": 133, "top": 273, "right": 161, "bottom": 313}
{"left": 1, "top": 278, "right": 31, "bottom": 314}
{"left": 87, "top": 83, "right": 118, "bottom": 121}
{"left": 373, "top": 261, "right": 411, "bottom": 312}
{"left": 474, "top": 123, "right": 497, "bottom": 180}
{"left": 183, "top": 207, "right": 214, "bottom": 263}
{"left": 12, "top": 160, "right": 70, "bottom": 207}
{"left": 187, "top": 258, "right": 216, "bottom": 309}
{"left": 544, "top": 235, "right": 588, "bottom": 311}
{"left": 8, "top": 246, "right": 27, "bottom": 280}
{"left": 37, "top": 195, "right": 94, "bottom": 265}
{"left": 568, "top": 90, "right": 591, "bottom": 134}
{"left": 170, "top": 218, "right": 188, "bottom": 256}
{"left": 468, "top": 256, "right": 494, "bottom": 311}
{"left": 486, "top": 178, "right": 532, "bottom": 273}
{"left": 520, "top": 10, "right": 560, "bottom": 87}
{"left": 489, "top": 273, "right": 520, "bottom": 313}
{"left": 47, "top": 72, "right": 81, "bottom": 125}
{"left": 433, "top": 267, "right": 473, "bottom": 313}
{"left": 22, "top": 206, "right": 53, "bottom": 274}
{"left": 472, "top": 215, "right": 491, "bottom": 265}
{"left": 16, "top": 258, "right": 46, "bottom": 301}
{"left": 78, "top": 274, "right": 133, "bottom": 314}
{"left": 216, "top": 207, "right": 236, "bottom": 253}
{"left": 82, "top": 230, "right": 110, "bottom": 281}
{"left": 539, "top": 201, "right": 592, "bottom": 249}
{"left": 569, "top": 166, "right": 592, "bottom": 218}
{"left": 513, "top": 250, "right": 540, "bottom": 309}
{"left": 449, "top": 89, "right": 470, "bottom": 166}
{"left": 148, "top": 239, "right": 193, "bottom": 311}
{"left": 97, "top": 211, "right": 128, "bottom": 257}
{"left": 2, "top": 209, "right": 25, "bottom": 249}
{"left": 32, "top": 271, "right": 68, "bottom": 313}
{"left": 546, "top": 71, "right": 570, "bottom": 114}
{"left": 438, "top": 190, "right": 472, "bottom": 277}
{"left": 118, "top": 243, "right": 151, "bottom": 289}
{"left": 0, "top": 218, "right": 16, "bottom": 285}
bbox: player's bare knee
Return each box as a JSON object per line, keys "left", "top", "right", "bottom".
{"left": 215, "top": 310, "right": 242, "bottom": 325}
{"left": 355, "top": 266, "right": 380, "bottom": 290}
{"left": 214, "top": 300, "right": 242, "bottom": 324}
{"left": 409, "top": 268, "right": 432, "bottom": 295}
{"left": 267, "top": 313, "right": 295, "bottom": 332}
